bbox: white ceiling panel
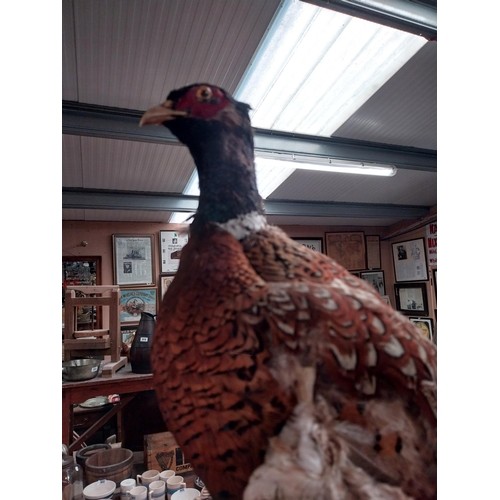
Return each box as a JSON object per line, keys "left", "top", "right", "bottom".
{"left": 269, "top": 168, "right": 437, "bottom": 206}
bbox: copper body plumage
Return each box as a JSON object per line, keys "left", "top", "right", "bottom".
{"left": 140, "top": 84, "right": 437, "bottom": 500}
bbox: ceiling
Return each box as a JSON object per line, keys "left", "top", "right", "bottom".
{"left": 62, "top": 0, "right": 437, "bottom": 231}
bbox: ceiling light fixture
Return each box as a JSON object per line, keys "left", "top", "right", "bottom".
{"left": 255, "top": 153, "right": 397, "bottom": 177}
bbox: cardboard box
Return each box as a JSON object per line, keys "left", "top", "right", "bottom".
{"left": 144, "top": 431, "right": 193, "bottom": 474}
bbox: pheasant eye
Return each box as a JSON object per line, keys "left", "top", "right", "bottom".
{"left": 196, "top": 86, "right": 213, "bottom": 101}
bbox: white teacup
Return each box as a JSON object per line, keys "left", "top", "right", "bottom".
{"left": 121, "top": 478, "right": 137, "bottom": 498}
{"left": 137, "top": 470, "right": 160, "bottom": 486}
{"left": 148, "top": 480, "right": 166, "bottom": 500}
{"left": 166, "top": 476, "right": 187, "bottom": 498}
{"left": 159, "top": 470, "right": 175, "bottom": 482}
{"left": 127, "top": 485, "right": 148, "bottom": 500}
{"left": 171, "top": 488, "right": 202, "bottom": 500}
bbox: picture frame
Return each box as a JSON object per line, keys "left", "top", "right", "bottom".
{"left": 292, "top": 238, "right": 323, "bottom": 253}
{"left": 365, "top": 235, "right": 381, "bottom": 269}
{"left": 112, "top": 235, "right": 154, "bottom": 286}
{"left": 325, "top": 232, "right": 366, "bottom": 271}
{"left": 160, "top": 274, "right": 175, "bottom": 300}
{"left": 160, "top": 231, "right": 189, "bottom": 273}
{"left": 119, "top": 287, "right": 157, "bottom": 323}
{"left": 409, "top": 317, "right": 434, "bottom": 342}
{"left": 394, "top": 283, "right": 428, "bottom": 316}
{"left": 360, "top": 270, "right": 385, "bottom": 295}
{"left": 391, "top": 237, "right": 428, "bottom": 282}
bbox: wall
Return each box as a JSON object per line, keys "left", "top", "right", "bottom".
{"left": 62, "top": 219, "right": 437, "bottom": 334}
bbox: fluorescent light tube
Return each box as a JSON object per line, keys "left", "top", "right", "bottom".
{"left": 255, "top": 154, "right": 396, "bottom": 177}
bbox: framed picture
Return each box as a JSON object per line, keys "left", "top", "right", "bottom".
{"left": 160, "top": 231, "right": 189, "bottom": 273}
{"left": 160, "top": 275, "right": 175, "bottom": 299}
{"left": 432, "top": 268, "right": 437, "bottom": 295}
{"left": 119, "top": 288, "right": 157, "bottom": 323}
{"left": 325, "top": 232, "right": 366, "bottom": 271}
{"left": 409, "top": 317, "right": 434, "bottom": 342}
{"left": 112, "top": 235, "right": 154, "bottom": 286}
{"left": 391, "top": 238, "right": 428, "bottom": 282}
{"left": 365, "top": 235, "right": 381, "bottom": 269}
{"left": 121, "top": 326, "right": 137, "bottom": 346}
{"left": 292, "top": 238, "right": 323, "bottom": 253}
{"left": 360, "top": 270, "right": 385, "bottom": 295}
{"left": 394, "top": 283, "right": 428, "bottom": 316}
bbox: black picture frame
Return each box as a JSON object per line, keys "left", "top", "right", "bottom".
{"left": 394, "top": 282, "right": 428, "bottom": 316}
{"left": 409, "top": 317, "right": 434, "bottom": 342}
{"left": 292, "top": 237, "right": 324, "bottom": 253}
{"left": 391, "top": 237, "right": 429, "bottom": 282}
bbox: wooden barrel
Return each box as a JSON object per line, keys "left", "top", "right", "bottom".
{"left": 85, "top": 448, "right": 134, "bottom": 485}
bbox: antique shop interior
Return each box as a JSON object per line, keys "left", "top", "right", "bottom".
{"left": 60, "top": 1, "right": 438, "bottom": 499}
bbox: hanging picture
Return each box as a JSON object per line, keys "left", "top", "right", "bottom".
{"left": 394, "top": 283, "right": 428, "bottom": 316}
{"left": 391, "top": 237, "right": 428, "bottom": 282}
{"left": 160, "top": 231, "right": 189, "bottom": 273}
{"left": 360, "top": 270, "right": 385, "bottom": 295}
{"left": 409, "top": 317, "right": 434, "bottom": 342}
{"left": 325, "top": 232, "right": 366, "bottom": 271}
{"left": 160, "top": 275, "right": 175, "bottom": 299}
{"left": 112, "top": 235, "right": 154, "bottom": 286}
{"left": 292, "top": 238, "right": 323, "bottom": 253}
{"left": 365, "top": 235, "right": 381, "bottom": 269}
{"left": 119, "top": 288, "right": 157, "bottom": 323}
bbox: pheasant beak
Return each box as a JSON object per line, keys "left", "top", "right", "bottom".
{"left": 139, "top": 100, "right": 188, "bottom": 126}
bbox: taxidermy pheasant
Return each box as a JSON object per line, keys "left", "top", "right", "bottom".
{"left": 140, "top": 84, "right": 437, "bottom": 500}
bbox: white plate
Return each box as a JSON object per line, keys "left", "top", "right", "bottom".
{"left": 79, "top": 396, "right": 109, "bottom": 408}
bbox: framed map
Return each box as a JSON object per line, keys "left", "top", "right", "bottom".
{"left": 325, "top": 232, "right": 366, "bottom": 271}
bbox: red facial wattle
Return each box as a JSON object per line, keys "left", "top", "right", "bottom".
{"left": 173, "top": 85, "right": 230, "bottom": 119}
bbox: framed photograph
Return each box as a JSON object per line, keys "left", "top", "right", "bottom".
{"left": 360, "top": 270, "right": 385, "bottom": 295}
{"left": 121, "top": 326, "right": 137, "bottom": 346}
{"left": 112, "top": 235, "right": 154, "bottom": 286}
{"left": 391, "top": 238, "right": 428, "bottom": 282}
{"left": 394, "top": 283, "right": 428, "bottom": 316}
{"left": 160, "top": 275, "right": 175, "bottom": 300}
{"left": 160, "top": 231, "right": 189, "bottom": 273}
{"left": 409, "top": 317, "right": 434, "bottom": 342}
{"left": 292, "top": 238, "right": 323, "bottom": 253}
{"left": 325, "top": 232, "right": 366, "bottom": 271}
{"left": 365, "top": 235, "right": 381, "bottom": 269}
{"left": 119, "top": 288, "right": 157, "bottom": 323}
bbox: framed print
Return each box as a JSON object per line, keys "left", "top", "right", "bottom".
{"left": 360, "top": 270, "right": 385, "bottom": 295}
{"left": 160, "top": 275, "right": 175, "bottom": 299}
{"left": 113, "top": 235, "right": 154, "bottom": 286}
{"left": 325, "top": 232, "right": 366, "bottom": 271}
{"left": 119, "top": 288, "right": 157, "bottom": 323}
{"left": 391, "top": 238, "right": 428, "bottom": 282}
{"left": 121, "top": 326, "right": 137, "bottom": 347}
{"left": 394, "top": 283, "right": 428, "bottom": 316}
{"left": 409, "top": 317, "right": 434, "bottom": 342}
{"left": 160, "top": 231, "right": 189, "bottom": 273}
{"left": 365, "top": 235, "right": 381, "bottom": 269}
{"left": 292, "top": 238, "right": 323, "bottom": 253}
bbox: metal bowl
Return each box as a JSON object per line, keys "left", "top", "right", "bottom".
{"left": 62, "top": 358, "right": 101, "bottom": 381}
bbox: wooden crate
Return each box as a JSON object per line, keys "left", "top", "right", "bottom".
{"left": 144, "top": 431, "right": 193, "bottom": 474}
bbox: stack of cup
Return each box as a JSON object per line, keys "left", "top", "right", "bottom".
{"left": 120, "top": 478, "right": 137, "bottom": 498}
{"left": 166, "top": 476, "right": 186, "bottom": 499}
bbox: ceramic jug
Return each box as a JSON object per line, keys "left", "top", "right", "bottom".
{"left": 129, "top": 312, "right": 156, "bottom": 373}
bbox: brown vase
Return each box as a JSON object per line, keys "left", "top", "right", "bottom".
{"left": 129, "top": 312, "right": 156, "bottom": 373}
